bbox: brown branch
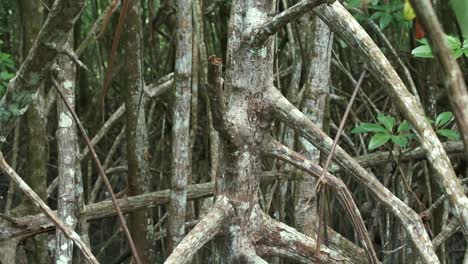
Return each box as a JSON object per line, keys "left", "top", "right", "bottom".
{"left": 0, "top": 153, "right": 98, "bottom": 264}
{"left": 207, "top": 55, "right": 225, "bottom": 131}
{"left": 165, "top": 197, "right": 233, "bottom": 264}
{"left": 99, "top": 0, "right": 131, "bottom": 117}
{"left": 262, "top": 139, "right": 378, "bottom": 264}
{"left": 52, "top": 77, "right": 142, "bottom": 264}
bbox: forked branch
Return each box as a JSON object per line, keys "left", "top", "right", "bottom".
{"left": 164, "top": 196, "right": 233, "bottom": 264}
{"left": 315, "top": 1, "right": 468, "bottom": 239}
{"left": 262, "top": 139, "right": 378, "bottom": 264}
{"left": 266, "top": 86, "right": 439, "bottom": 263}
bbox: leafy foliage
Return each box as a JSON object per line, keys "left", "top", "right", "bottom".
{"left": 0, "top": 37, "right": 15, "bottom": 98}
{"left": 451, "top": 0, "right": 468, "bottom": 37}
{"left": 352, "top": 112, "right": 460, "bottom": 151}
{"left": 347, "top": 0, "right": 406, "bottom": 29}
{"left": 412, "top": 36, "right": 468, "bottom": 58}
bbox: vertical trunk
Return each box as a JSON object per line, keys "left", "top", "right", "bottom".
{"left": 55, "top": 33, "right": 81, "bottom": 264}
{"left": 19, "top": 1, "right": 48, "bottom": 262}
{"left": 169, "top": 0, "right": 192, "bottom": 252}
{"left": 122, "top": 0, "right": 154, "bottom": 262}
{"left": 212, "top": 0, "right": 275, "bottom": 261}
{"left": 295, "top": 15, "right": 333, "bottom": 237}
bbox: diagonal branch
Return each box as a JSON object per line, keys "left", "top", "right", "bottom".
{"left": 164, "top": 196, "right": 233, "bottom": 264}
{"left": 254, "top": 210, "right": 357, "bottom": 263}
{"left": 262, "top": 139, "right": 378, "bottom": 264}
{"left": 252, "top": 0, "right": 333, "bottom": 46}
{"left": 409, "top": 0, "right": 468, "bottom": 161}
{"left": 315, "top": 1, "right": 468, "bottom": 239}
{"left": 52, "top": 77, "right": 142, "bottom": 263}
{"left": 0, "top": 0, "right": 85, "bottom": 145}
{"left": 0, "top": 152, "right": 98, "bottom": 264}
{"left": 266, "top": 86, "right": 439, "bottom": 263}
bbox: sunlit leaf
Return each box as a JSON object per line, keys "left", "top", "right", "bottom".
{"left": 377, "top": 114, "right": 395, "bottom": 132}
{"left": 412, "top": 45, "right": 434, "bottom": 58}
{"left": 369, "top": 133, "right": 391, "bottom": 150}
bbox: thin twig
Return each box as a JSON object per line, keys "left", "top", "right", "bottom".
{"left": 52, "top": 77, "right": 142, "bottom": 264}
{"left": 314, "top": 69, "right": 366, "bottom": 255}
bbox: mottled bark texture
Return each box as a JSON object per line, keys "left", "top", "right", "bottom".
{"left": 122, "top": 0, "right": 154, "bottom": 261}
{"left": 316, "top": 1, "right": 468, "bottom": 239}
{"left": 294, "top": 14, "right": 333, "bottom": 237}
{"left": 165, "top": 1, "right": 375, "bottom": 263}
{"left": 169, "top": 0, "right": 192, "bottom": 252}
{"left": 55, "top": 34, "right": 82, "bottom": 264}
{"left": 0, "top": 0, "right": 86, "bottom": 145}
{"left": 0, "top": 153, "right": 98, "bottom": 263}
{"left": 268, "top": 87, "right": 439, "bottom": 263}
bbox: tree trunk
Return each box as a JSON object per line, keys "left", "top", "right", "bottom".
{"left": 122, "top": 0, "right": 154, "bottom": 261}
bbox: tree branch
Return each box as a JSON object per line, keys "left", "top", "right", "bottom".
{"left": 266, "top": 86, "right": 439, "bottom": 263}
{"left": 0, "top": 152, "right": 98, "bottom": 264}
{"left": 254, "top": 211, "right": 356, "bottom": 263}
{"left": 0, "top": 0, "right": 85, "bottom": 145}
{"left": 315, "top": 1, "right": 468, "bottom": 240}
{"left": 252, "top": 0, "right": 333, "bottom": 46}
{"left": 409, "top": 0, "right": 468, "bottom": 161}
{"left": 262, "top": 139, "right": 378, "bottom": 264}
{"left": 164, "top": 196, "right": 233, "bottom": 264}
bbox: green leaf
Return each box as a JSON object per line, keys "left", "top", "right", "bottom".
{"left": 351, "top": 123, "right": 388, "bottom": 134}
{"left": 451, "top": 0, "right": 468, "bottom": 37}
{"left": 379, "top": 13, "right": 393, "bottom": 29}
{"left": 463, "top": 39, "right": 468, "bottom": 49}
{"left": 417, "top": 38, "right": 429, "bottom": 45}
{"left": 437, "top": 129, "right": 460, "bottom": 140}
{"left": 391, "top": 135, "right": 409, "bottom": 148}
{"left": 0, "top": 72, "right": 14, "bottom": 80}
{"left": 397, "top": 120, "right": 411, "bottom": 132}
{"left": 435, "top": 112, "right": 454, "bottom": 128}
{"left": 369, "top": 133, "right": 391, "bottom": 150}
{"left": 346, "top": 0, "right": 361, "bottom": 8}
{"left": 446, "top": 35, "right": 462, "bottom": 49}
{"left": 369, "top": 12, "right": 383, "bottom": 21}
{"left": 377, "top": 114, "right": 395, "bottom": 132}
{"left": 403, "top": 133, "right": 417, "bottom": 140}
{"left": 412, "top": 45, "right": 434, "bottom": 58}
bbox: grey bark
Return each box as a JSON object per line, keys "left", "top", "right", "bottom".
{"left": 295, "top": 14, "right": 333, "bottom": 237}
{"left": 122, "top": 0, "right": 154, "bottom": 261}
{"left": 0, "top": 0, "right": 86, "bottom": 145}
{"left": 315, "top": 1, "right": 468, "bottom": 240}
{"left": 55, "top": 33, "right": 83, "bottom": 264}
{"left": 169, "top": 0, "right": 192, "bottom": 252}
